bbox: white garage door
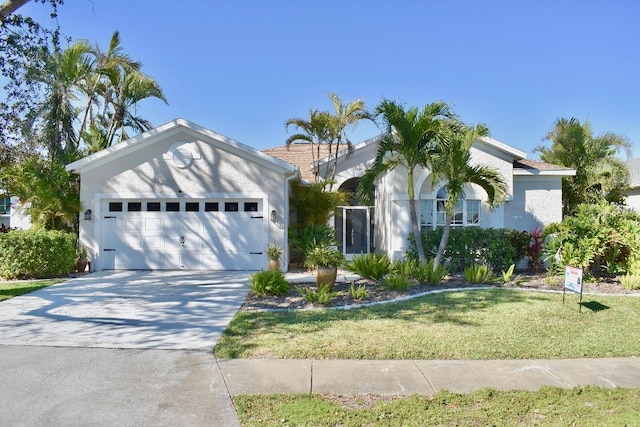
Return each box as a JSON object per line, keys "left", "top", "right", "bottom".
{"left": 101, "top": 199, "right": 266, "bottom": 270}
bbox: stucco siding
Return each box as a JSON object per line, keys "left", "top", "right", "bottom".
{"left": 504, "top": 176, "right": 563, "bottom": 231}
{"left": 625, "top": 189, "right": 640, "bottom": 212}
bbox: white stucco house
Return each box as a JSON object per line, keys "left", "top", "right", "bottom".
{"left": 67, "top": 118, "right": 574, "bottom": 271}
{"left": 625, "top": 158, "right": 640, "bottom": 211}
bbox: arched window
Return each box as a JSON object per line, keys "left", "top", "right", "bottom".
{"left": 420, "top": 186, "right": 480, "bottom": 230}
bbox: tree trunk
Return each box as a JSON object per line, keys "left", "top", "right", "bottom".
{"left": 407, "top": 167, "right": 426, "bottom": 262}
{"left": 0, "top": 0, "right": 31, "bottom": 21}
{"left": 434, "top": 213, "right": 453, "bottom": 269}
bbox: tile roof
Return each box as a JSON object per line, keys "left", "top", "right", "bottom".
{"left": 513, "top": 159, "right": 573, "bottom": 171}
{"left": 263, "top": 143, "right": 332, "bottom": 182}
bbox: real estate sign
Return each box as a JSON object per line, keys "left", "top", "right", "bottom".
{"left": 563, "top": 265, "right": 584, "bottom": 312}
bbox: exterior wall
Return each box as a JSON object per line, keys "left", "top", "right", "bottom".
{"left": 77, "top": 128, "right": 290, "bottom": 270}
{"left": 625, "top": 189, "right": 640, "bottom": 212}
{"left": 503, "top": 175, "right": 564, "bottom": 231}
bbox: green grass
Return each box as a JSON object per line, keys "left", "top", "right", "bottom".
{"left": 215, "top": 289, "right": 640, "bottom": 359}
{"left": 233, "top": 387, "right": 640, "bottom": 427}
{"left": 0, "top": 279, "right": 63, "bottom": 301}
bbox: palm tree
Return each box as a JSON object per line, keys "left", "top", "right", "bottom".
{"left": 430, "top": 122, "right": 508, "bottom": 269}
{"left": 357, "top": 99, "right": 454, "bottom": 262}
{"left": 535, "top": 117, "right": 631, "bottom": 215}
{"left": 285, "top": 109, "right": 334, "bottom": 183}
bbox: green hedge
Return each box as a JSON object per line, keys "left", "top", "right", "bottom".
{"left": 0, "top": 230, "right": 76, "bottom": 279}
{"left": 408, "top": 227, "right": 529, "bottom": 272}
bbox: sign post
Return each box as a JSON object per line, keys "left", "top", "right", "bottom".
{"left": 563, "top": 265, "right": 584, "bottom": 313}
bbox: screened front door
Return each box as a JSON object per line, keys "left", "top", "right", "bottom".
{"left": 335, "top": 206, "right": 374, "bottom": 259}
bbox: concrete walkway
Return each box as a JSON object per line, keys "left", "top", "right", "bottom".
{"left": 218, "top": 357, "right": 640, "bottom": 396}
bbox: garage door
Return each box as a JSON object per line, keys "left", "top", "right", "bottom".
{"left": 101, "top": 199, "right": 266, "bottom": 270}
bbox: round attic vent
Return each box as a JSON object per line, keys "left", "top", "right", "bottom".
{"left": 164, "top": 142, "right": 201, "bottom": 169}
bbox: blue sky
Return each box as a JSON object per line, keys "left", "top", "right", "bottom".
{"left": 20, "top": 0, "right": 640, "bottom": 158}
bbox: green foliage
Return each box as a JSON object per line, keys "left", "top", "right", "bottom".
{"left": 501, "top": 264, "right": 515, "bottom": 283}
{"left": 424, "top": 260, "right": 449, "bottom": 285}
{"left": 347, "top": 253, "right": 391, "bottom": 281}
{"left": 289, "top": 224, "right": 336, "bottom": 258}
{"left": 464, "top": 264, "right": 493, "bottom": 284}
{"left": 544, "top": 202, "right": 640, "bottom": 276}
{"left": 0, "top": 230, "right": 76, "bottom": 279}
{"left": 248, "top": 270, "right": 290, "bottom": 297}
{"left": 304, "top": 245, "right": 344, "bottom": 269}
{"left": 348, "top": 282, "right": 367, "bottom": 301}
{"left": 289, "top": 181, "right": 348, "bottom": 228}
{"left": 296, "top": 284, "right": 341, "bottom": 305}
{"left": 383, "top": 274, "right": 411, "bottom": 291}
{"left": 620, "top": 274, "right": 640, "bottom": 291}
{"left": 408, "top": 227, "right": 524, "bottom": 272}
{"left": 391, "top": 259, "right": 414, "bottom": 277}
{"left": 266, "top": 243, "right": 283, "bottom": 261}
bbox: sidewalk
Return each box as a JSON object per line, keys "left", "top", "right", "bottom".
{"left": 217, "top": 357, "right": 640, "bottom": 396}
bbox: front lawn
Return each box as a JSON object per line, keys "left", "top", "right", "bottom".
{"left": 215, "top": 289, "right": 640, "bottom": 359}
{"left": 0, "top": 279, "right": 63, "bottom": 301}
{"left": 233, "top": 386, "right": 640, "bottom": 426}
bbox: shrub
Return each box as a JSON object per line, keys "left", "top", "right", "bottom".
{"left": 289, "top": 224, "right": 337, "bottom": 258}
{"left": 347, "top": 253, "right": 391, "bottom": 281}
{"left": 408, "top": 227, "right": 524, "bottom": 272}
{"left": 266, "top": 243, "right": 283, "bottom": 261}
{"left": 304, "top": 245, "right": 344, "bottom": 269}
{"left": 424, "top": 260, "right": 449, "bottom": 286}
{"left": 545, "top": 202, "right": 640, "bottom": 276}
{"left": 620, "top": 274, "right": 640, "bottom": 291}
{"left": 296, "top": 284, "right": 341, "bottom": 305}
{"left": 0, "top": 229, "right": 76, "bottom": 279}
{"left": 464, "top": 264, "right": 493, "bottom": 284}
{"left": 384, "top": 274, "right": 411, "bottom": 291}
{"left": 348, "top": 282, "right": 368, "bottom": 301}
{"left": 391, "top": 259, "right": 414, "bottom": 277}
{"left": 248, "top": 270, "right": 290, "bottom": 297}
{"left": 501, "top": 263, "right": 516, "bottom": 283}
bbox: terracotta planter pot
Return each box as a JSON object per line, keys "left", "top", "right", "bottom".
{"left": 76, "top": 257, "right": 88, "bottom": 273}
{"left": 316, "top": 265, "right": 338, "bottom": 290}
{"left": 267, "top": 259, "right": 280, "bottom": 271}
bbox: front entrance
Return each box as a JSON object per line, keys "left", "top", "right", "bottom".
{"left": 334, "top": 206, "right": 374, "bottom": 259}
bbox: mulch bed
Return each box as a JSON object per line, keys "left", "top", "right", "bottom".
{"left": 240, "top": 272, "right": 639, "bottom": 312}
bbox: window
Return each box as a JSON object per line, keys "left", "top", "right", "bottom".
{"left": 244, "top": 202, "right": 258, "bottom": 212}
{"left": 127, "top": 202, "right": 142, "bottom": 212}
{"left": 420, "top": 186, "right": 481, "bottom": 231}
{"left": 205, "top": 202, "right": 219, "bottom": 212}
{"left": 225, "top": 202, "right": 239, "bottom": 212}
{"left": 185, "top": 202, "right": 200, "bottom": 212}
{"left": 166, "top": 202, "right": 180, "bottom": 212}
{"left": 109, "top": 202, "right": 123, "bottom": 212}
{"left": 0, "top": 197, "right": 10, "bottom": 215}
{"left": 147, "top": 202, "right": 161, "bottom": 212}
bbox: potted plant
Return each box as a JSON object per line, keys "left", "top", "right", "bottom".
{"left": 76, "top": 245, "right": 89, "bottom": 273}
{"left": 266, "top": 243, "right": 283, "bottom": 271}
{"left": 304, "top": 245, "right": 345, "bottom": 290}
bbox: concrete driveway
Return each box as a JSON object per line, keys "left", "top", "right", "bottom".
{"left": 0, "top": 271, "right": 249, "bottom": 426}
{"left": 0, "top": 270, "right": 250, "bottom": 350}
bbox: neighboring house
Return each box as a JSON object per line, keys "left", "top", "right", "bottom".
{"left": 267, "top": 135, "right": 575, "bottom": 261}
{"left": 67, "top": 118, "right": 574, "bottom": 271}
{"left": 625, "top": 158, "right": 640, "bottom": 211}
{"left": 0, "top": 196, "right": 31, "bottom": 230}
{"left": 66, "top": 118, "right": 298, "bottom": 272}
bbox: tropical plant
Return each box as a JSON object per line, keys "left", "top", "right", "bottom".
{"left": 289, "top": 224, "right": 337, "bottom": 258}
{"left": 357, "top": 99, "right": 455, "bottom": 262}
{"left": 304, "top": 245, "right": 345, "bottom": 269}
{"left": 383, "top": 273, "right": 411, "bottom": 291}
{"left": 266, "top": 243, "right": 283, "bottom": 261}
{"left": 620, "top": 274, "right": 640, "bottom": 291}
{"left": 348, "top": 282, "right": 368, "bottom": 300}
{"left": 289, "top": 180, "right": 348, "bottom": 228}
{"left": 285, "top": 93, "right": 370, "bottom": 188}
{"left": 248, "top": 270, "right": 290, "bottom": 297}
{"left": 430, "top": 122, "right": 508, "bottom": 269}
{"left": 535, "top": 117, "right": 631, "bottom": 215}
{"left": 501, "top": 263, "right": 515, "bottom": 283}
{"left": 348, "top": 252, "right": 391, "bottom": 281}
{"left": 391, "top": 259, "right": 414, "bottom": 277}
{"left": 296, "top": 284, "right": 341, "bottom": 305}
{"left": 464, "top": 264, "right": 493, "bottom": 284}
{"left": 424, "top": 260, "right": 449, "bottom": 285}
{"left": 527, "top": 227, "right": 544, "bottom": 272}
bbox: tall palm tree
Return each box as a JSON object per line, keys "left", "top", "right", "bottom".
{"left": 357, "top": 99, "right": 454, "bottom": 262}
{"left": 430, "top": 122, "right": 508, "bottom": 268}
{"left": 285, "top": 109, "right": 334, "bottom": 183}
{"left": 535, "top": 117, "right": 631, "bottom": 215}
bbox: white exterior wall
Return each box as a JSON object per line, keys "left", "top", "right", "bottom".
{"left": 625, "top": 189, "right": 640, "bottom": 212}
{"left": 8, "top": 197, "right": 31, "bottom": 229}
{"left": 503, "top": 175, "right": 564, "bottom": 231}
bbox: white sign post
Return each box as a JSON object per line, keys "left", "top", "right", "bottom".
{"left": 563, "top": 265, "right": 584, "bottom": 312}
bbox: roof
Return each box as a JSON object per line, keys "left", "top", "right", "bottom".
{"left": 263, "top": 143, "right": 332, "bottom": 182}
{"left": 513, "top": 159, "right": 576, "bottom": 176}
{"left": 627, "top": 158, "right": 640, "bottom": 187}
{"left": 66, "top": 118, "right": 297, "bottom": 175}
